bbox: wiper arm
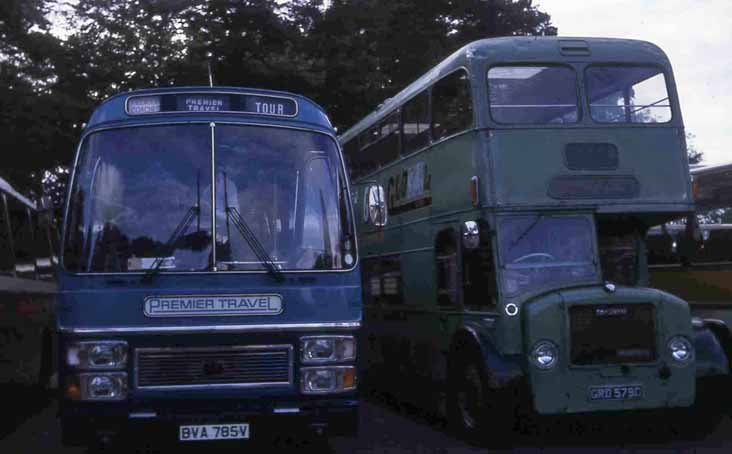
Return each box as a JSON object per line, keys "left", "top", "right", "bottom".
{"left": 225, "top": 206, "right": 284, "bottom": 282}
{"left": 509, "top": 214, "right": 544, "bottom": 251}
{"left": 141, "top": 206, "right": 200, "bottom": 284}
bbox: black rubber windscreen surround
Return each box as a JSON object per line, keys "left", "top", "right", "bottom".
{"left": 565, "top": 143, "right": 619, "bottom": 170}
{"left": 570, "top": 304, "right": 657, "bottom": 365}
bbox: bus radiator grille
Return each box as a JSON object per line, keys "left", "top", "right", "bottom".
{"left": 135, "top": 345, "right": 293, "bottom": 388}
{"left": 569, "top": 304, "right": 657, "bottom": 365}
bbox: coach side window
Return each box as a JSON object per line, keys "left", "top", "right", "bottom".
{"left": 0, "top": 194, "right": 14, "bottom": 275}
{"left": 402, "top": 90, "right": 430, "bottom": 155}
{"left": 432, "top": 69, "right": 473, "bottom": 141}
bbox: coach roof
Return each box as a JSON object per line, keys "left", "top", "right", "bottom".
{"left": 85, "top": 86, "right": 333, "bottom": 131}
{"left": 339, "top": 36, "right": 672, "bottom": 144}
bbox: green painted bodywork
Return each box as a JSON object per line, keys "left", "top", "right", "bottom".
{"left": 343, "top": 37, "right": 700, "bottom": 415}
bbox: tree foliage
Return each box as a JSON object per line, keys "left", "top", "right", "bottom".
{"left": 0, "top": 0, "right": 556, "bottom": 203}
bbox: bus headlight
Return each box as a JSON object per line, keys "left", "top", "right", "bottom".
{"left": 67, "top": 372, "right": 128, "bottom": 401}
{"left": 300, "top": 336, "right": 356, "bottom": 364}
{"left": 668, "top": 336, "right": 693, "bottom": 364}
{"left": 530, "top": 341, "right": 559, "bottom": 370}
{"left": 66, "top": 341, "right": 128, "bottom": 369}
{"left": 301, "top": 366, "right": 356, "bottom": 394}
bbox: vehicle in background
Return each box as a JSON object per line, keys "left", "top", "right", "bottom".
{"left": 0, "top": 176, "right": 57, "bottom": 388}
{"left": 648, "top": 162, "right": 732, "bottom": 328}
{"left": 340, "top": 37, "right": 729, "bottom": 442}
{"left": 58, "top": 87, "right": 361, "bottom": 447}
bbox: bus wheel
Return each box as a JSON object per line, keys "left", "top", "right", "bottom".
{"left": 448, "top": 356, "right": 513, "bottom": 446}
{"left": 455, "top": 362, "right": 483, "bottom": 431}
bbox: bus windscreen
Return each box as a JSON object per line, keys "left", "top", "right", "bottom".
{"left": 64, "top": 124, "right": 351, "bottom": 272}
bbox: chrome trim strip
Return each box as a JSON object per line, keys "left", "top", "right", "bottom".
{"left": 129, "top": 411, "right": 157, "bottom": 419}
{"left": 273, "top": 407, "right": 300, "bottom": 414}
{"left": 59, "top": 321, "right": 361, "bottom": 335}
{"left": 124, "top": 90, "right": 300, "bottom": 118}
{"left": 60, "top": 120, "right": 359, "bottom": 274}
{"left": 134, "top": 344, "right": 294, "bottom": 390}
{"left": 210, "top": 122, "right": 217, "bottom": 270}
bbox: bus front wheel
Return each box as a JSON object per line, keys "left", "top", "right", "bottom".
{"left": 448, "top": 355, "right": 517, "bottom": 446}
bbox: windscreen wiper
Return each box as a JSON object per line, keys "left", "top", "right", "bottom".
{"left": 509, "top": 214, "right": 544, "bottom": 251}
{"left": 141, "top": 206, "right": 200, "bottom": 284}
{"left": 224, "top": 205, "right": 284, "bottom": 282}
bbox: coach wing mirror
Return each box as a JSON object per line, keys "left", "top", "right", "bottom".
{"left": 365, "top": 184, "right": 387, "bottom": 227}
{"left": 462, "top": 221, "right": 480, "bottom": 250}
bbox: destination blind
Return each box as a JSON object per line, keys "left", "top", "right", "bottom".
{"left": 127, "top": 92, "right": 298, "bottom": 117}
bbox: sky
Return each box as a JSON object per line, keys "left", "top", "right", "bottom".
{"left": 537, "top": 0, "right": 732, "bottom": 165}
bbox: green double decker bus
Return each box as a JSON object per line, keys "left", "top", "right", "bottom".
{"left": 339, "top": 37, "right": 730, "bottom": 438}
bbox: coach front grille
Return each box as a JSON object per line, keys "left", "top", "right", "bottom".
{"left": 570, "top": 304, "right": 657, "bottom": 365}
{"left": 135, "top": 345, "right": 293, "bottom": 389}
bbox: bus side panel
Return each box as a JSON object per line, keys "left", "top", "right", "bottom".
{"left": 358, "top": 132, "right": 484, "bottom": 399}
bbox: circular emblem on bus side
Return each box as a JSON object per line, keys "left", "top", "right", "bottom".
{"left": 505, "top": 303, "right": 519, "bottom": 317}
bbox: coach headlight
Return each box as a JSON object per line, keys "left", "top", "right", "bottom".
{"left": 301, "top": 366, "right": 356, "bottom": 394}
{"left": 66, "top": 340, "right": 128, "bottom": 370}
{"left": 530, "top": 341, "right": 559, "bottom": 370}
{"left": 668, "top": 336, "right": 693, "bottom": 364}
{"left": 67, "top": 372, "right": 128, "bottom": 401}
{"left": 300, "top": 336, "right": 356, "bottom": 364}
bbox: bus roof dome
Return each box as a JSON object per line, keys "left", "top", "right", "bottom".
{"left": 85, "top": 86, "right": 334, "bottom": 131}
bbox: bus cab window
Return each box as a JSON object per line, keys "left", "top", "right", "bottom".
{"left": 432, "top": 69, "right": 473, "bottom": 140}
{"left": 436, "top": 229, "right": 460, "bottom": 307}
{"left": 402, "top": 90, "right": 430, "bottom": 155}
{"left": 463, "top": 221, "right": 498, "bottom": 309}
{"left": 598, "top": 230, "right": 640, "bottom": 286}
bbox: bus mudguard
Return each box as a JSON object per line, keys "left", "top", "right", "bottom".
{"left": 451, "top": 321, "right": 524, "bottom": 389}
{"left": 693, "top": 319, "right": 731, "bottom": 378}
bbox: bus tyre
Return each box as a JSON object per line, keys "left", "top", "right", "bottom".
{"left": 448, "top": 356, "right": 515, "bottom": 447}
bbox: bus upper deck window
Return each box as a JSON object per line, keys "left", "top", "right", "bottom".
{"left": 432, "top": 69, "right": 473, "bottom": 140}
{"left": 487, "top": 66, "right": 579, "bottom": 125}
{"left": 402, "top": 91, "right": 430, "bottom": 155}
{"left": 586, "top": 66, "right": 671, "bottom": 124}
